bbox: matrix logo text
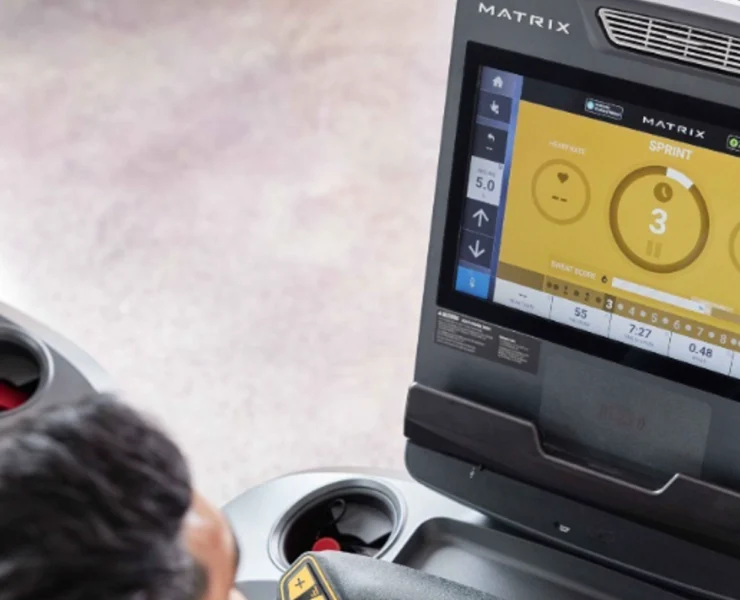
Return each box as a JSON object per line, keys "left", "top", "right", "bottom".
{"left": 642, "top": 116, "right": 706, "bottom": 140}
{"left": 479, "top": 3, "right": 571, "bottom": 35}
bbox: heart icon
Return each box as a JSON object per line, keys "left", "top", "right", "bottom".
{"left": 557, "top": 172, "right": 569, "bottom": 184}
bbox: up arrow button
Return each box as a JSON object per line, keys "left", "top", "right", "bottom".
{"left": 464, "top": 200, "right": 497, "bottom": 237}
{"left": 473, "top": 209, "right": 490, "bottom": 228}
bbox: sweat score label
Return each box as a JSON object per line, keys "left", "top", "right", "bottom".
{"left": 435, "top": 310, "right": 541, "bottom": 374}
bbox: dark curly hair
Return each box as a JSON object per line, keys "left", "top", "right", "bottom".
{"left": 0, "top": 394, "right": 206, "bottom": 600}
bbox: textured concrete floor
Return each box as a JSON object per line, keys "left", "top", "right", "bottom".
{"left": 0, "top": 1, "right": 455, "bottom": 503}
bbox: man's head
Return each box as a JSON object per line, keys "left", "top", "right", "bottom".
{"left": 0, "top": 394, "right": 244, "bottom": 600}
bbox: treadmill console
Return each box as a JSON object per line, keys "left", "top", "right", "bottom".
{"left": 457, "top": 59, "right": 740, "bottom": 389}
{"left": 406, "top": 0, "right": 740, "bottom": 593}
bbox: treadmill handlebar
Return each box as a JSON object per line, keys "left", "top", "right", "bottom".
{"left": 278, "top": 552, "right": 496, "bottom": 600}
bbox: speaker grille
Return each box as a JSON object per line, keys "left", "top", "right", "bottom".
{"left": 599, "top": 7, "right": 740, "bottom": 76}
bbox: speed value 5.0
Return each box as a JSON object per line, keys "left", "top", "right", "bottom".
{"left": 475, "top": 176, "right": 496, "bottom": 193}
{"left": 467, "top": 156, "right": 504, "bottom": 205}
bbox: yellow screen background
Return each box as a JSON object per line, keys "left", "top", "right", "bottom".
{"left": 499, "top": 101, "right": 740, "bottom": 333}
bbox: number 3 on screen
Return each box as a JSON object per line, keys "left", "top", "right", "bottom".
{"left": 650, "top": 208, "right": 668, "bottom": 235}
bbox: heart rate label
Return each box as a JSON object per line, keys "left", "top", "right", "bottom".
{"left": 533, "top": 159, "right": 591, "bottom": 225}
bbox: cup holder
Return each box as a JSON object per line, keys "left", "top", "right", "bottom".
{"left": 0, "top": 329, "right": 50, "bottom": 416}
{"left": 269, "top": 479, "right": 405, "bottom": 569}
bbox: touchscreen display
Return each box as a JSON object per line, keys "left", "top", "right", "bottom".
{"left": 455, "top": 65, "right": 740, "bottom": 379}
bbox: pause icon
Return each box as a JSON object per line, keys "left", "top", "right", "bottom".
{"left": 647, "top": 240, "right": 663, "bottom": 258}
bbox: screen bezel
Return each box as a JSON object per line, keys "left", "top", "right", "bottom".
{"left": 438, "top": 42, "right": 740, "bottom": 400}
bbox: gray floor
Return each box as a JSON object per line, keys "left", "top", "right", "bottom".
{"left": 0, "top": 0, "right": 455, "bottom": 503}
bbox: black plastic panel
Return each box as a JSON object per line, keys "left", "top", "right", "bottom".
{"left": 404, "top": 384, "right": 740, "bottom": 554}
{"left": 396, "top": 518, "right": 686, "bottom": 600}
{"left": 405, "top": 440, "right": 739, "bottom": 600}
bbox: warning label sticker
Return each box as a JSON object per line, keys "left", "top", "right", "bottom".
{"left": 435, "top": 310, "right": 540, "bottom": 374}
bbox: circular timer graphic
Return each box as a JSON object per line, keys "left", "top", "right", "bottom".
{"left": 532, "top": 159, "right": 591, "bottom": 225}
{"left": 729, "top": 223, "right": 740, "bottom": 274}
{"left": 610, "top": 166, "right": 709, "bottom": 273}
